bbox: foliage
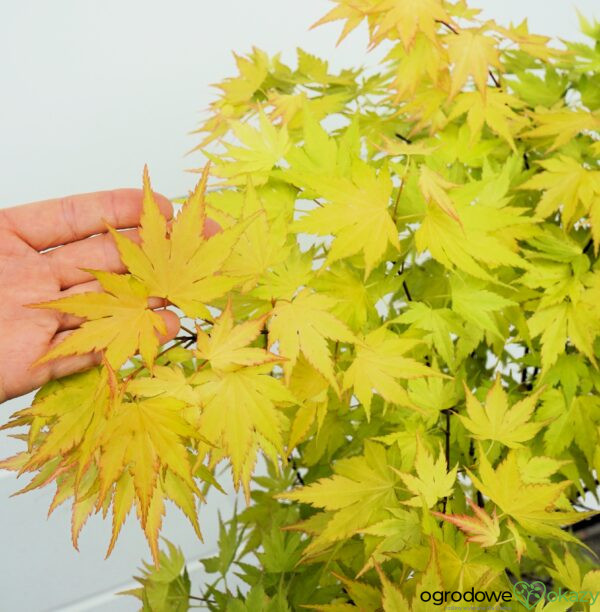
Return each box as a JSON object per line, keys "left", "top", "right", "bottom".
{"left": 3, "top": 0, "right": 600, "bottom": 609}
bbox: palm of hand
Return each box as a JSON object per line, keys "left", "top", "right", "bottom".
{"left": 0, "top": 189, "right": 180, "bottom": 402}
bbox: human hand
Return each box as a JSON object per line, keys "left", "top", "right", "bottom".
{"left": 0, "top": 188, "right": 217, "bottom": 402}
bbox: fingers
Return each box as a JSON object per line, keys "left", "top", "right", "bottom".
{"left": 46, "top": 309, "right": 180, "bottom": 382}
{"left": 3, "top": 187, "right": 173, "bottom": 251}
{"left": 44, "top": 215, "right": 221, "bottom": 290}
{"left": 204, "top": 217, "right": 221, "bottom": 238}
{"left": 45, "top": 228, "right": 140, "bottom": 289}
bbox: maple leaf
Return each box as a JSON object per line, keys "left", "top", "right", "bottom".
{"left": 219, "top": 182, "right": 289, "bottom": 291}
{"left": 127, "top": 365, "right": 200, "bottom": 406}
{"left": 33, "top": 270, "right": 166, "bottom": 369}
{"left": 448, "top": 89, "right": 529, "bottom": 149}
{"left": 311, "top": 263, "right": 395, "bottom": 331}
{"left": 528, "top": 300, "right": 598, "bottom": 371}
{"left": 433, "top": 498, "right": 500, "bottom": 547}
{"left": 209, "top": 109, "right": 290, "bottom": 185}
{"left": 522, "top": 107, "right": 600, "bottom": 149}
{"left": 286, "top": 355, "right": 329, "bottom": 451}
{"left": 459, "top": 376, "right": 545, "bottom": 448}
{"left": 252, "top": 247, "right": 313, "bottom": 302}
{"left": 397, "top": 441, "right": 457, "bottom": 508}
{"left": 342, "top": 326, "right": 440, "bottom": 419}
{"left": 310, "top": 0, "right": 368, "bottom": 46}
{"left": 1, "top": 367, "right": 205, "bottom": 564}
{"left": 110, "top": 166, "right": 252, "bottom": 319}
{"left": 496, "top": 19, "right": 555, "bottom": 61}
{"left": 191, "top": 306, "right": 295, "bottom": 497}
{"left": 415, "top": 189, "right": 532, "bottom": 281}
{"left": 268, "top": 288, "right": 355, "bottom": 389}
{"left": 376, "top": 566, "right": 410, "bottom": 611}
{"left": 12, "top": 368, "right": 109, "bottom": 473}
{"left": 418, "top": 165, "right": 462, "bottom": 223}
{"left": 467, "top": 448, "right": 591, "bottom": 540}
{"left": 449, "top": 274, "right": 515, "bottom": 341}
{"left": 386, "top": 33, "right": 448, "bottom": 99}
{"left": 195, "top": 299, "right": 278, "bottom": 371}
{"left": 359, "top": 508, "right": 421, "bottom": 572}
{"left": 521, "top": 155, "right": 600, "bottom": 241}
{"left": 446, "top": 29, "right": 502, "bottom": 98}
{"left": 370, "top": 0, "right": 452, "bottom": 49}
{"left": 395, "top": 302, "right": 462, "bottom": 368}
{"left": 290, "top": 160, "right": 400, "bottom": 277}
{"left": 278, "top": 441, "right": 400, "bottom": 556}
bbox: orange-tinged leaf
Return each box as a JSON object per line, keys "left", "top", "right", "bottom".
{"left": 106, "top": 471, "right": 135, "bottom": 558}
{"left": 139, "top": 482, "right": 166, "bottom": 566}
{"left": 32, "top": 272, "right": 165, "bottom": 369}
{"left": 163, "top": 469, "right": 203, "bottom": 540}
{"left": 433, "top": 498, "right": 500, "bottom": 547}
{"left": 109, "top": 167, "right": 253, "bottom": 319}
{"left": 467, "top": 447, "right": 592, "bottom": 540}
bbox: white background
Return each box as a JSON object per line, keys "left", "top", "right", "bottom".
{"left": 1, "top": 1, "right": 598, "bottom": 611}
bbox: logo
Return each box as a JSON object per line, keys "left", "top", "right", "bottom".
{"left": 513, "top": 581, "right": 546, "bottom": 609}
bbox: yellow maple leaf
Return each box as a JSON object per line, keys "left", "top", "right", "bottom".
{"left": 415, "top": 194, "right": 531, "bottom": 281}
{"left": 278, "top": 441, "right": 400, "bottom": 556}
{"left": 195, "top": 299, "right": 279, "bottom": 371}
{"left": 286, "top": 355, "right": 329, "bottom": 451}
{"left": 268, "top": 288, "right": 355, "bottom": 390}
{"left": 193, "top": 365, "right": 295, "bottom": 498}
{"left": 521, "top": 155, "right": 600, "bottom": 236}
{"left": 2, "top": 366, "right": 206, "bottom": 565}
{"left": 209, "top": 109, "right": 290, "bottom": 185}
{"left": 397, "top": 441, "right": 457, "bottom": 508}
{"left": 418, "top": 165, "right": 462, "bottom": 223}
{"left": 466, "top": 448, "right": 591, "bottom": 540}
{"left": 291, "top": 160, "right": 400, "bottom": 277}
{"left": 370, "top": 0, "right": 451, "bottom": 49}
{"left": 190, "top": 306, "right": 295, "bottom": 496}
{"left": 343, "top": 326, "right": 441, "bottom": 419}
{"left": 377, "top": 566, "right": 410, "bottom": 611}
{"left": 459, "top": 376, "right": 545, "bottom": 448}
{"left": 446, "top": 29, "right": 502, "bottom": 98}
{"left": 386, "top": 33, "right": 449, "bottom": 98}
{"left": 33, "top": 270, "right": 166, "bottom": 369}
{"left": 433, "top": 498, "right": 500, "bottom": 547}
{"left": 110, "top": 166, "right": 252, "bottom": 319}
{"left": 219, "top": 181, "right": 289, "bottom": 292}
{"left": 448, "top": 89, "right": 529, "bottom": 149}
{"left": 528, "top": 300, "right": 598, "bottom": 371}
{"left": 496, "top": 19, "right": 555, "bottom": 60}
{"left": 523, "top": 107, "right": 600, "bottom": 150}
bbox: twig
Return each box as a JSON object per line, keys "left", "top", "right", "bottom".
{"left": 441, "top": 408, "right": 452, "bottom": 513}
{"left": 394, "top": 132, "right": 413, "bottom": 144}
{"left": 123, "top": 336, "right": 188, "bottom": 382}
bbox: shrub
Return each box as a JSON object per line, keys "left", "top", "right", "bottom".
{"left": 3, "top": 0, "right": 600, "bottom": 609}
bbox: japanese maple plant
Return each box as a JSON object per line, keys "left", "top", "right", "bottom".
{"left": 3, "top": 0, "right": 600, "bottom": 609}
